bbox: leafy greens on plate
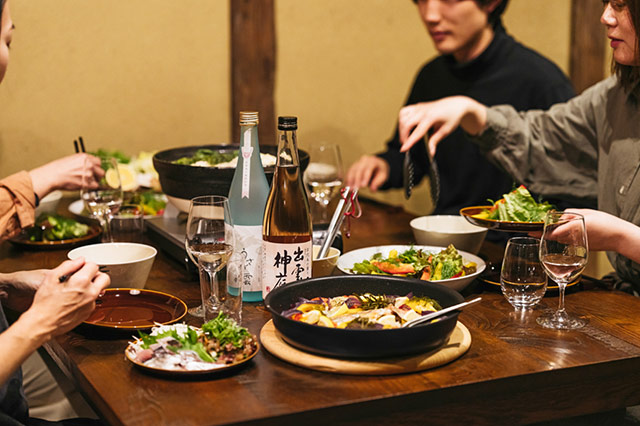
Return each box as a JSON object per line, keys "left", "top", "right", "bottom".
{"left": 474, "top": 185, "right": 554, "bottom": 222}
{"left": 351, "top": 245, "right": 476, "bottom": 281}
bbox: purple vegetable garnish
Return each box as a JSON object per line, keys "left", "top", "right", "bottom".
{"left": 281, "top": 308, "right": 303, "bottom": 318}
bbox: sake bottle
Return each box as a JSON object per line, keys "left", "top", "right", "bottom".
{"left": 228, "top": 111, "right": 270, "bottom": 302}
{"left": 262, "top": 116, "right": 313, "bottom": 298}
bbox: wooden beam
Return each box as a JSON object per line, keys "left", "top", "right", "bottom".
{"left": 230, "top": 0, "right": 276, "bottom": 145}
{"left": 570, "top": 0, "right": 607, "bottom": 94}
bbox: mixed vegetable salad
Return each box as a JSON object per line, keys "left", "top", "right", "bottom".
{"left": 27, "top": 214, "right": 90, "bottom": 242}
{"left": 473, "top": 185, "right": 554, "bottom": 222}
{"left": 282, "top": 293, "right": 442, "bottom": 329}
{"left": 127, "top": 314, "right": 258, "bottom": 371}
{"left": 351, "top": 245, "right": 477, "bottom": 281}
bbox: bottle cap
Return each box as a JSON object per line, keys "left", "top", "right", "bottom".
{"left": 240, "top": 111, "right": 259, "bottom": 125}
{"left": 278, "top": 116, "right": 298, "bottom": 130}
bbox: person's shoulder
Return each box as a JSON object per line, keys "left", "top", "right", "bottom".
{"left": 499, "top": 33, "right": 568, "bottom": 81}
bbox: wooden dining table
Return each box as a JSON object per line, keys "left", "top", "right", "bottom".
{"left": 2, "top": 197, "right": 640, "bottom": 426}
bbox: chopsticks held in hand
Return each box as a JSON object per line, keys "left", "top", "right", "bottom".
{"left": 58, "top": 265, "right": 109, "bottom": 283}
{"left": 73, "top": 137, "right": 86, "bottom": 154}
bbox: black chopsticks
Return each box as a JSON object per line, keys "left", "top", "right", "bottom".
{"left": 74, "top": 136, "right": 86, "bottom": 154}
{"left": 58, "top": 265, "right": 109, "bottom": 283}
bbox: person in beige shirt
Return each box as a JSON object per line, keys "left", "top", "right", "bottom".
{"left": 395, "top": 0, "right": 640, "bottom": 291}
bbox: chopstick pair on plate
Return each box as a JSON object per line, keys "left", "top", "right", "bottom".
{"left": 58, "top": 265, "right": 109, "bottom": 283}
{"left": 74, "top": 137, "right": 86, "bottom": 154}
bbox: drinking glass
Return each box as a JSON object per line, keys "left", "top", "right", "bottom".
{"left": 304, "top": 144, "right": 344, "bottom": 224}
{"left": 500, "top": 237, "right": 547, "bottom": 310}
{"left": 81, "top": 156, "right": 123, "bottom": 242}
{"left": 537, "top": 211, "right": 588, "bottom": 330}
{"left": 185, "top": 196, "right": 240, "bottom": 321}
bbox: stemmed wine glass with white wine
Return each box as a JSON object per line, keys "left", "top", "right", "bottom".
{"left": 537, "top": 211, "right": 588, "bottom": 330}
{"left": 185, "top": 195, "right": 238, "bottom": 321}
{"left": 304, "top": 144, "right": 344, "bottom": 224}
{"left": 81, "top": 156, "right": 123, "bottom": 242}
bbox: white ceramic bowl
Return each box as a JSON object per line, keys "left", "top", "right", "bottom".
{"left": 312, "top": 245, "right": 341, "bottom": 278}
{"left": 410, "top": 215, "right": 488, "bottom": 255}
{"left": 35, "top": 190, "right": 63, "bottom": 216}
{"left": 68, "top": 243, "right": 157, "bottom": 289}
{"left": 337, "top": 244, "right": 485, "bottom": 292}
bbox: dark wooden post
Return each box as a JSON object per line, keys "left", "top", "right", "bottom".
{"left": 230, "top": 0, "right": 276, "bottom": 145}
{"left": 570, "top": 0, "right": 607, "bottom": 94}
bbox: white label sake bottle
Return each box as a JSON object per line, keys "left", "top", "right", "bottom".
{"left": 228, "top": 111, "right": 270, "bottom": 302}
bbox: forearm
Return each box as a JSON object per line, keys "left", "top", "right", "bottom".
{"left": 610, "top": 220, "right": 640, "bottom": 265}
{"left": 458, "top": 97, "right": 487, "bottom": 136}
{"left": 0, "top": 311, "right": 49, "bottom": 386}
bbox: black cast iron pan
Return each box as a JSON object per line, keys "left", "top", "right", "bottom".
{"left": 153, "top": 144, "right": 310, "bottom": 201}
{"left": 264, "top": 275, "right": 464, "bottom": 359}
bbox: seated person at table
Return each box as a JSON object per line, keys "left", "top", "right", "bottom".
{"left": 346, "top": 0, "right": 585, "bottom": 216}
{"left": 0, "top": 1, "right": 106, "bottom": 423}
{"left": 396, "top": 0, "right": 640, "bottom": 292}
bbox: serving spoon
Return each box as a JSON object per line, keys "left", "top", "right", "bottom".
{"left": 402, "top": 297, "right": 482, "bottom": 328}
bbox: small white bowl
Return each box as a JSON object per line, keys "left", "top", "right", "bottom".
{"left": 35, "top": 190, "right": 63, "bottom": 216}
{"left": 410, "top": 215, "right": 488, "bottom": 255}
{"left": 68, "top": 243, "right": 157, "bottom": 289}
{"left": 312, "top": 245, "right": 341, "bottom": 278}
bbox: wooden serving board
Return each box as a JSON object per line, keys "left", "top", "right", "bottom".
{"left": 260, "top": 320, "right": 471, "bottom": 375}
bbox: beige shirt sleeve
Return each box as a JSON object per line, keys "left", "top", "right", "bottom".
{"left": 0, "top": 171, "right": 36, "bottom": 241}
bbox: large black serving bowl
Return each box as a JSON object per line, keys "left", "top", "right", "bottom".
{"left": 153, "top": 144, "right": 310, "bottom": 202}
{"left": 264, "top": 275, "right": 464, "bottom": 359}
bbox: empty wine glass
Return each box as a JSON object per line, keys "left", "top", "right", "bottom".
{"left": 537, "top": 211, "right": 588, "bottom": 330}
{"left": 185, "top": 195, "right": 236, "bottom": 321}
{"left": 304, "top": 144, "right": 344, "bottom": 224}
{"left": 81, "top": 156, "right": 123, "bottom": 242}
{"left": 501, "top": 237, "right": 547, "bottom": 310}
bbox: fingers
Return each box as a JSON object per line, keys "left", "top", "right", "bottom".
{"left": 52, "top": 257, "right": 86, "bottom": 283}
{"left": 346, "top": 156, "right": 388, "bottom": 190}
{"left": 401, "top": 120, "right": 431, "bottom": 153}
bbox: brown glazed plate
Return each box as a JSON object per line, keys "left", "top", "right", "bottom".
{"left": 83, "top": 288, "right": 187, "bottom": 330}
{"left": 124, "top": 324, "right": 260, "bottom": 376}
{"left": 459, "top": 206, "right": 544, "bottom": 233}
{"left": 9, "top": 223, "right": 102, "bottom": 250}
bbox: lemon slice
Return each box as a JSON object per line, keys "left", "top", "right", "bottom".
{"left": 117, "top": 164, "right": 138, "bottom": 191}
{"left": 105, "top": 164, "right": 137, "bottom": 191}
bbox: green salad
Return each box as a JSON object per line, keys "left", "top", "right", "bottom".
{"left": 27, "top": 214, "right": 90, "bottom": 242}
{"left": 475, "top": 185, "right": 554, "bottom": 222}
{"left": 351, "top": 245, "right": 477, "bottom": 281}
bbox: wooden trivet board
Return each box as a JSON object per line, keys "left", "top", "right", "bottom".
{"left": 260, "top": 320, "right": 471, "bottom": 375}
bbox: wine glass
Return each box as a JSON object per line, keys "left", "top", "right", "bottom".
{"left": 304, "top": 144, "right": 344, "bottom": 224}
{"left": 537, "top": 211, "right": 588, "bottom": 330}
{"left": 81, "top": 156, "right": 123, "bottom": 242}
{"left": 185, "top": 195, "right": 235, "bottom": 320}
{"left": 501, "top": 237, "right": 547, "bottom": 310}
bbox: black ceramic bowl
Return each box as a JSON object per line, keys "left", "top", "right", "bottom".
{"left": 153, "top": 144, "right": 310, "bottom": 202}
{"left": 264, "top": 275, "right": 464, "bottom": 359}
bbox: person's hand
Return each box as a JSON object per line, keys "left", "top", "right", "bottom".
{"left": 0, "top": 269, "right": 48, "bottom": 312}
{"left": 565, "top": 208, "right": 635, "bottom": 253}
{"left": 398, "top": 96, "right": 487, "bottom": 156}
{"left": 19, "top": 257, "right": 110, "bottom": 341}
{"left": 345, "top": 155, "right": 390, "bottom": 191}
{"left": 28, "top": 153, "right": 104, "bottom": 199}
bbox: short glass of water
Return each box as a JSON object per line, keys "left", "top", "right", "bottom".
{"left": 501, "top": 237, "right": 547, "bottom": 310}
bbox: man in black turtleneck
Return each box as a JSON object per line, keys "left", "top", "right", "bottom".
{"left": 346, "top": 0, "right": 578, "bottom": 216}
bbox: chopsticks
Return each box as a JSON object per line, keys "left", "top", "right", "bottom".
{"left": 58, "top": 265, "right": 109, "bottom": 283}
{"left": 74, "top": 137, "right": 86, "bottom": 154}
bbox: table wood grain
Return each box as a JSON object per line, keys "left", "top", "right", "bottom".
{"left": 2, "top": 198, "right": 640, "bottom": 426}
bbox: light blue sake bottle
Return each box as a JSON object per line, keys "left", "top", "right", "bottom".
{"left": 228, "top": 111, "right": 270, "bottom": 302}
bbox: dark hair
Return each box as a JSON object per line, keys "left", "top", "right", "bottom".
{"left": 612, "top": 0, "right": 640, "bottom": 100}
{"left": 411, "top": 0, "right": 510, "bottom": 29}
{"left": 0, "top": 0, "right": 5, "bottom": 33}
